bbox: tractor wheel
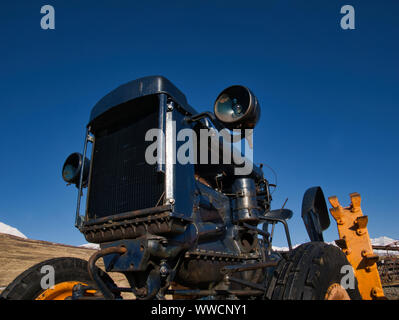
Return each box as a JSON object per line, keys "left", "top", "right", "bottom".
{"left": 0, "top": 257, "right": 119, "bottom": 300}
{"left": 265, "top": 242, "right": 362, "bottom": 300}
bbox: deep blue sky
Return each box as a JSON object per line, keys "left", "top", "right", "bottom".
{"left": 0, "top": 1, "right": 398, "bottom": 246}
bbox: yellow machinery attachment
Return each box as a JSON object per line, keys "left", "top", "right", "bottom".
{"left": 328, "top": 192, "right": 385, "bottom": 300}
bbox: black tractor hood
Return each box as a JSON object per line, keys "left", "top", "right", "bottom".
{"left": 89, "top": 75, "right": 196, "bottom": 124}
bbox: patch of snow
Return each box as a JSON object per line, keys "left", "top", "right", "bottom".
{"left": 79, "top": 243, "right": 100, "bottom": 249}
{"left": 0, "top": 221, "right": 27, "bottom": 239}
{"left": 371, "top": 236, "right": 399, "bottom": 256}
{"left": 371, "top": 236, "right": 397, "bottom": 246}
{"left": 272, "top": 244, "right": 300, "bottom": 252}
{"left": 272, "top": 246, "right": 289, "bottom": 252}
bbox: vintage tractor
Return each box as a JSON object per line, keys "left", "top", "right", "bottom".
{"left": 1, "top": 76, "right": 385, "bottom": 300}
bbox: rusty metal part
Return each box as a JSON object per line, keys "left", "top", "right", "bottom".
{"left": 377, "top": 256, "right": 399, "bottom": 285}
{"left": 176, "top": 249, "right": 263, "bottom": 288}
{"left": 83, "top": 205, "right": 173, "bottom": 226}
{"left": 82, "top": 212, "right": 187, "bottom": 243}
{"left": 184, "top": 248, "right": 259, "bottom": 261}
{"left": 328, "top": 192, "right": 386, "bottom": 300}
{"left": 324, "top": 283, "right": 350, "bottom": 300}
{"left": 87, "top": 246, "right": 127, "bottom": 299}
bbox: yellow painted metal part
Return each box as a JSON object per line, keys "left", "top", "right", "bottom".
{"left": 35, "top": 281, "right": 96, "bottom": 300}
{"left": 328, "top": 192, "right": 386, "bottom": 300}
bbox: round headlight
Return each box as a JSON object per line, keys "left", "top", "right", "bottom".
{"left": 214, "top": 85, "right": 260, "bottom": 129}
{"left": 62, "top": 152, "right": 90, "bottom": 187}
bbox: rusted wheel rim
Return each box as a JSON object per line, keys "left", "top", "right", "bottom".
{"left": 325, "top": 283, "right": 351, "bottom": 300}
{"left": 35, "top": 281, "right": 96, "bottom": 300}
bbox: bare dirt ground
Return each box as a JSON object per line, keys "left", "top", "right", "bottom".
{"left": 0, "top": 233, "right": 133, "bottom": 298}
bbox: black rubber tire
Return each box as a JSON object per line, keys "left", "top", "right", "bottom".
{"left": 0, "top": 257, "right": 119, "bottom": 300}
{"left": 265, "top": 242, "right": 362, "bottom": 300}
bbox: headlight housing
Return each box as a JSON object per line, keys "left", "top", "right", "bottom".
{"left": 62, "top": 152, "right": 90, "bottom": 187}
{"left": 214, "top": 85, "right": 260, "bottom": 130}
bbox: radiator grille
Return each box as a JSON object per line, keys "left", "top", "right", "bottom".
{"left": 87, "top": 110, "right": 163, "bottom": 219}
